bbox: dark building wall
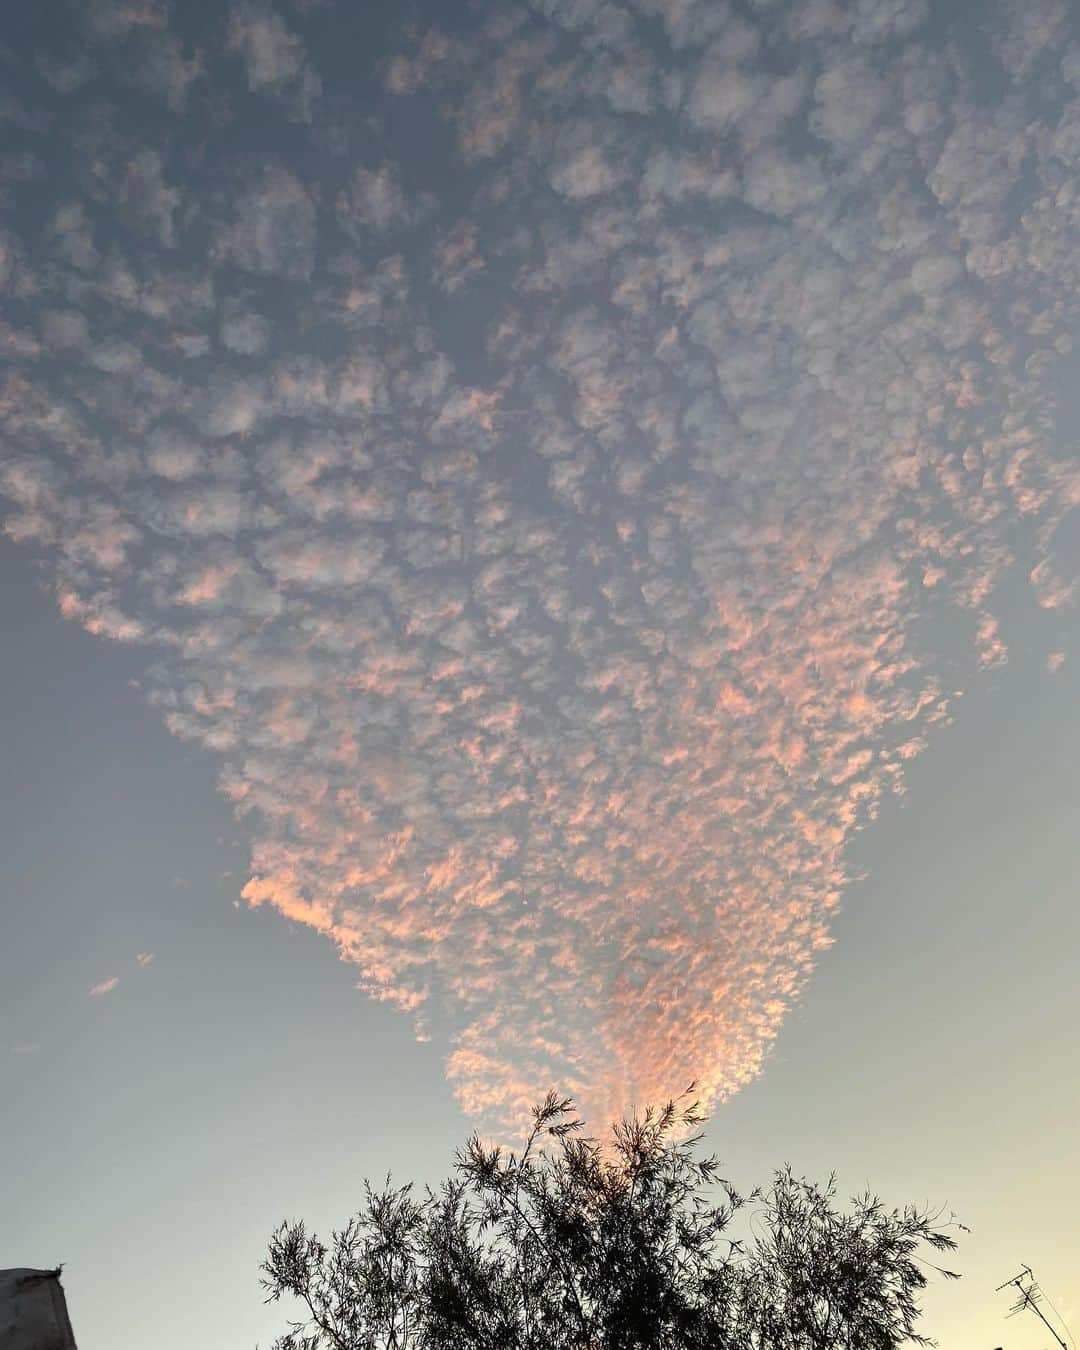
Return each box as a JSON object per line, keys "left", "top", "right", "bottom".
{"left": 0, "top": 1269, "right": 78, "bottom": 1349}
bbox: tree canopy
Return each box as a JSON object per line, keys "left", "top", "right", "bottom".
{"left": 260, "top": 1090, "right": 963, "bottom": 1350}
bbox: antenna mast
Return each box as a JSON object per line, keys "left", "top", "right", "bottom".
{"left": 995, "top": 1267, "right": 1069, "bottom": 1350}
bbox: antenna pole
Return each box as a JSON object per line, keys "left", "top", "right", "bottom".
{"left": 996, "top": 1268, "right": 1069, "bottom": 1350}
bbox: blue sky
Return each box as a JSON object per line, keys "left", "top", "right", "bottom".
{"left": 2, "top": 0, "right": 1079, "bottom": 1345}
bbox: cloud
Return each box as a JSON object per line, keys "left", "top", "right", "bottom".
{"left": 89, "top": 977, "right": 120, "bottom": 997}
{"left": 337, "top": 163, "right": 419, "bottom": 236}
{"left": 119, "top": 148, "right": 181, "bottom": 248}
{"left": 2, "top": 0, "right": 1079, "bottom": 1132}
{"left": 811, "top": 55, "right": 892, "bottom": 147}
{"left": 431, "top": 221, "right": 487, "bottom": 295}
{"left": 210, "top": 159, "right": 317, "bottom": 281}
{"left": 220, "top": 306, "right": 273, "bottom": 356}
{"left": 130, "top": 31, "right": 205, "bottom": 112}
{"left": 227, "top": 0, "right": 321, "bottom": 120}
{"left": 548, "top": 122, "right": 629, "bottom": 199}
{"left": 740, "top": 149, "right": 827, "bottom": 217}
{"left": 851, "top": 0, "right": 928, "bottom": 44}
{"left": 37, "top": 51, "right": 96, "bottom": 95}
{"left": 82, "top": 0, "right": 167, "bottom": 40}
{"left": 46, "top": 202, "right": 99, "bottom": 272}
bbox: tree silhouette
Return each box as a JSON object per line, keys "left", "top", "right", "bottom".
{"left": 260, "top": 1090, "right": 962, "bottom": 1350}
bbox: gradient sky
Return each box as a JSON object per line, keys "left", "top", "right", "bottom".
{"left": 1, "top": 0, "right": 1078, "bottom": 1346}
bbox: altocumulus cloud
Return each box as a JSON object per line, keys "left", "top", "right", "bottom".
{"left": 1, "top": 0, "right": 1079, "bottom": 1128}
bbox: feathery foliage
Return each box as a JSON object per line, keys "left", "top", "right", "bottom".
{"left": 260, "top": 1089, "right": 962, "bottom": 1350}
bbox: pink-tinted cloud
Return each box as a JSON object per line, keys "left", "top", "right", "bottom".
{"left": 89, "top": 977, "right": 120, "bottom": 998}
{"left": 2, "top": 0, "right": 1079, "bottom": 1132}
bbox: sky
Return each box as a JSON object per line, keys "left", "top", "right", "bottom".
{"left": 0, "top": 0, "right": 1078, "bottom": 1346}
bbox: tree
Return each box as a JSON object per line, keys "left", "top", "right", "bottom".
{"left": 259, "top": 1089, "right": 963, "bottom": 1350}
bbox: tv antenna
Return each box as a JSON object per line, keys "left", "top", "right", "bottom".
{"left": 995, "top": 1267, "right": 1070, "bottom": 1350}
